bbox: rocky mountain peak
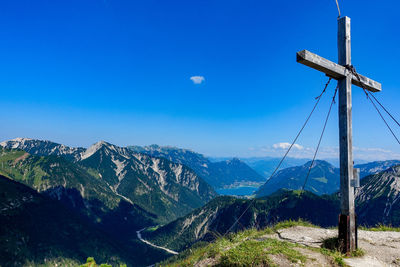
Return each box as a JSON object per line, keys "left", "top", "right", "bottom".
{"left": 0, "top": 138, "right": 84, "bottom": 161}
{"left": 226, "top": 157, "right": 243, "bottom": 164}
{"left": 303, "top": 160, "right": 333, "bottom": 169}
{"left": 80, "top": 140, "right": 131, "bottom": 160}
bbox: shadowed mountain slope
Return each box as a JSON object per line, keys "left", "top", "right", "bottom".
{"left": 0, "top": 174, "right": 169, "bottom": 267}
{"left": 143, "top": 191, "right": 339, "bottom": 252}
{"left": 145, "top": 165, "right": 400, "bottom": 252}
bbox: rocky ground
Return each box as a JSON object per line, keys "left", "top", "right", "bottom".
{"left": 267, "top": 226, "right": 400, "bottom": 267}
{"left": 160, "top": 223, "right": 400, "bottom": 267}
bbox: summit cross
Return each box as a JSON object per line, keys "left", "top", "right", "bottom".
{"left": 296, "top": 16, "right": 382, "bottom": 253}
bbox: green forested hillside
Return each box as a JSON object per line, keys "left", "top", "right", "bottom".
{"left": 0, "top": 174, "right": 169, "bottom": 267}
{"left": 144, "top": 191, "right": 340, "bottom": 252}
{"left": 145, "top": 165, "right": 400, "bottom": 253}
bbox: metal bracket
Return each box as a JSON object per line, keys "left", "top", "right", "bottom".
{"left": 351, "top": 168, "right": 360, "bottom": 188}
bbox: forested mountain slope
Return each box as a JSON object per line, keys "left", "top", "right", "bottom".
{"left": 0, "top": 174, "right": 169, "bottom": 267}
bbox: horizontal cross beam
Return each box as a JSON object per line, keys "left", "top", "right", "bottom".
{"left": 297, "top": 50, "right": 381, "bottom": 92}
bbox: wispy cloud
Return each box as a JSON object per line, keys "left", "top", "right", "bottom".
{"left": 190, "top": 76, "right": 205, "bottom": 84}
{"left": 248, "top": 143, "right": 400, "bottom": 161}
{"left": 272, "top": 142, "right": 303, "bottom": 150}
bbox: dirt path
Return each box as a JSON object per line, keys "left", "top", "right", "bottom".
{"left": 136, "top": 228, "right": 179, "bottom": 255}
{"left": 265, "top": 226, "right": 400, "bottom": 267}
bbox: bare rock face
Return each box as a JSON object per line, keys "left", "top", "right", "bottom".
{"left": 0, "top": 138, "right": 217, "bottom": 223}
{"left": 0, "top": 138, "right": 85, "bottom": 161}
{"left": 129, "top": 145, "right": 265, "bottom": 189}
{"left": 356, "top": 165, "right": 400, "bottom": 226}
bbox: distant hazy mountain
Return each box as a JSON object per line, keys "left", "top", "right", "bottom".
{"left": 234, "top": 157, "right": 373, "bottom": 178}
{"left": 0, "top": 139, "right": 217, "bottom": 223}
{"left": 255, "top": 159, "right": 400, "bottom": 198}
{"left": 129, "top": 145, "right": 264, "bottom": 188}
{"left": 354, "top": 160, "right": 400, "bottom": 178}
{"left": 0, "top": 174, "right": 169, "bottom": 267}
{"left": 241, "top": 157, "right": 311, "bottom": 178}
{"left": 208, "top": 158, "right": 265, "bottom": 187}
{"left": 255, "top": 160, "right": 340, "bottom": 197}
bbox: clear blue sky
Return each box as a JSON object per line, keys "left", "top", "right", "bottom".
{"left": 1, "top": 0, "right": 400, "bottom": 160}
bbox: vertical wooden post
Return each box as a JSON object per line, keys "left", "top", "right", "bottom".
{"left": 337, "top": 16, "right": 357, "bottom": 253}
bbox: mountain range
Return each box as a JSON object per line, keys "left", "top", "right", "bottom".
{"left": 144, "top": 164, "right": 400, "bottom": 252}
{"left": 0, "top": 138, "right": 216, "bottom": 223}
{"left": 241, "top": 157, "right": 311, "bottom": 178}
{"left": 255, "top": 159, "right": 400, "bottom": 197}
{"left": 129, "top": 144, "right": 265, "bottom": 188}
{"left": 143, "top": 191, "right": 340, "bottom": 252}
{"left": 355, "top": 160, "right": 400, "bottom": 178}
{"left": 1, "top": 137, "right": 400, "bottom": 266}
{"left": 256, "top": 160, "right": 340, "bottom": 197}
{"left": 0, "top": 138, "right": 218, "bottom": 266}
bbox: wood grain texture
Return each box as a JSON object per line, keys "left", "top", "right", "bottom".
{"left": 296, "top": 50, "right": 381, "bottom": 92}
{"left": 337, "top": 16, "right": 357, "bottom": 252}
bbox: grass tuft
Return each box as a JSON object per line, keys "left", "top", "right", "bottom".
{"left": 272, "top": 219, "right": 315, "bottom": 231}
{"left": 359, "top": 224, "right": 400, "bottom": 232}
{"left": 158, "top": 219, "right": 372, "bottom": 267}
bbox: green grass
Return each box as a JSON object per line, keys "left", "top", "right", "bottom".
{"left": 272, "top": 219, "right": 315, "bottom": 231}
{"left": 158, "top": 219, "right": 372, "bottom": 267}
{"left": 218, "top": 238, "right": 306, "bottom": 267}
{"left": 79, "top": 257, "right": 127, "bottom": 267}
{"left": 350, "top": 248, "right": 365, "bottom": 257}
{"left": 146, "top": 226, "right": 160, "bottom": 232}
{"left": 313, "top": 177, "right": 328, "bottom": 183}
{"left": 359, "top": 224, "right": 400, "bottom": 232}
{"left": 0, "top": 148, "right": 26, "bottom": 161}
{"left": 158, "top": 220, "right": 315, "bottom": 267}
{"left": 160, "top": 237, "right": 306, "bottom": 267}
{"left": 319, "top": 248, "right": 347, "bottom": 267}
{"left": 318, "top": 236, "right": 365, "bottom": 266}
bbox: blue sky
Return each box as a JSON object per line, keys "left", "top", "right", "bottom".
{"left": 1, "top": 0, "right": 400, "bottom": 160}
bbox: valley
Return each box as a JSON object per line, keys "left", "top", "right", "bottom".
{"left": 1, "top": 138, "right": 400, "bottom": 266}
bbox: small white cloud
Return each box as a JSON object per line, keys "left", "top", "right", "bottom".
{"left": 272, "top": 142, "right": 303, "bottom": 150}
{"left": 190, "top": 76, "right": 205, "bottom": 84}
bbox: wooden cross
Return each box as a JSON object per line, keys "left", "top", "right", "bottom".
{"left": 296, "top": 16, "right": 382, "bottom": 253}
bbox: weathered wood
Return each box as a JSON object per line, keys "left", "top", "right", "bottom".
{"left": 296, "top": 15, "right": 381, "bottom": 253}
{"left": 337, "top": 16, "right": 357, "bottom": 253}
{"left": 296, "top": 50, "right": 382, "bottom": 92}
